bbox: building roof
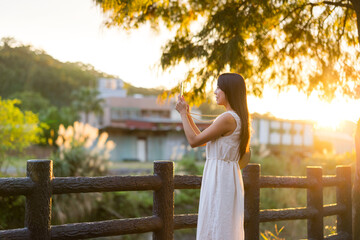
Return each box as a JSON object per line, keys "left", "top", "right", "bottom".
{"left": 106, "top": 97, "right": 172, "bottom": 110}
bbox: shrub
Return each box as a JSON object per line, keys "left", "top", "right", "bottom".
{"left": 51, "top": 121, "right": 115, "bottom": 224}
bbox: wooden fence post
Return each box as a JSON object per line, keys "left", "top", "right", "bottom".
{"left": 307, "top": 166, "right": 323, "bottom": 240}
{"left": 243, "top": 163, "right": 260, "bottom": 240}
{"left": 153, "top": 161, "right": 174, "bottom": 240}
{"left": 336, "top": 166, "right": 352, "bottom": 239}
{"left": 25, "top": 160, "right": 53, "bottom": 240}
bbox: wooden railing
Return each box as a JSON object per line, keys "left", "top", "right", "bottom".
{"left": 0, "top": 160, "right": 352, "bottom": 240}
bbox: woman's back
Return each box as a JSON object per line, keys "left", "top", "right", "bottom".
{"left": 206, "top": 110, "right": 241, "bottom": 163}
{"left": 196, "top": 110, "right": 244, "bottom": 240}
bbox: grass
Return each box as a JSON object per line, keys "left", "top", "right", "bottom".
{"left": 109, "top": 161, "right": 154, "bottom": 170}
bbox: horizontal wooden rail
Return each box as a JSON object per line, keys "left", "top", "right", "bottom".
{"left": 173, "top": 214, "right": 198, "bottom": 229}
{"left": 259, "top": 176, "right": 315, "bottom": 188}
{"left": 0, "top": 228, "right": 30, "bottom": 239}
{"left": 0, "top": 178, "right": 34, "bottom": 196}
{"left": 0, "top": 174, "right": 344, "bottom": 197}
{"left": 50, "top": 216, "right": 162, "bottom": 239}
{"left": 52, "top": 175, "right": 162, "bottom": 194}
{"left": 323, "top": 176, "right": 343, "bottom": 187}
{"left": 323, "top": 204, "right": 346, "bottom": 216}
{"left": 324, "top": 232, "right": 350, "bottom": 240}
{"left": 174, "top": 175, "right": 201, "bottom": 189}
{"left": 259, "top": 207, "right": 317, "bottom": 222}
{"left": 173, "top": 175, "right": 342, "bottom": 189}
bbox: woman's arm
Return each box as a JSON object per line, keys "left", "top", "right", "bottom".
{"left": 176, "top": 97, "right": 236, "bottom": 148}
{"left": 186, "top": 112, "right": 206, "bottom": 147}
{"left": 186, "top": 112, "right": 201, "bottom": 135}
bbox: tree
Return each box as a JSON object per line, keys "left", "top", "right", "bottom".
{"left": 0, "top": 38, "right": 102, "bottom": 107}
{"left": 95, "top": 0, "right": 359, "bottom": 103}
{"left": 9, "top": 91, "right": 50, "bottom": 113}
{"left": 39, "top": 106, "right": 79, "bottom": 146}
{"left": 0, "top": 97, "right": 42, "bottom": 171}
{"left": 71, "top": 87, "right": 105, "bottom": 124}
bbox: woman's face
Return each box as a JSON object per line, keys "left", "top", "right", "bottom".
{"left": 215, "top": 86, "right": 227, "bottom": 105}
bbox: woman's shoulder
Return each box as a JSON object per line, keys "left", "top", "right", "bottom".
{"left": 225, "top": 110, "right": 240, "bottom": 120}
{"left": 214, "top": 111, "right": 239, "bottom": 127}
{"left": 213, "top": 111, "right": 239, "bottom": 125}
{"left": 217, "top": 111, "right": 235, "bottom": 119}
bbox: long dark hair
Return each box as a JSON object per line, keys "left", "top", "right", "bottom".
{"left": 218, "top": 73, "right": 251, "bottom": 160}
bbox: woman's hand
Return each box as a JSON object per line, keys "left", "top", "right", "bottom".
{"left": 176, "top": 95, "right": 189, "bottom": 115}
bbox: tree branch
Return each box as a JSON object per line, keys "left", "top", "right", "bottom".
{"left": 322, "top": 1, "right": 354, "bottom": 9}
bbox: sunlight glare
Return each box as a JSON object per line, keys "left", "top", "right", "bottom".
{"left": 247, "top": 86, "right": 360, "bottom": 129}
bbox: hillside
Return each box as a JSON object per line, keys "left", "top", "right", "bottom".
{"left": 0, "top": 38, "right": 168, "bottom": 107}
{"left": 0, "top": 37, "right": 224, "bottom": 118}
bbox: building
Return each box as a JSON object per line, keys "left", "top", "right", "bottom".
{"left": 83, "top": 78, "right": 316, "bottom": 162}
{"left": 85, "top": 78, "right": 207, "bottom": 162}
{"left": 314, "top": 120, "right": 356, "bottom": 154}
{"left": 101, "top": 96, "right": 210, "bottom": 162}
{"left": 250, "top": 113, "right": 314, "bottom": 155}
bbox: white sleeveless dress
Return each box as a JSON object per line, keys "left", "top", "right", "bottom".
{"left": 196, "top": 110, "right": 245, "bottom": 240}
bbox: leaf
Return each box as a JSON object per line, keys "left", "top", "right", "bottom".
{"left": 260, "top": 232, "right": 269, "bottom": 240}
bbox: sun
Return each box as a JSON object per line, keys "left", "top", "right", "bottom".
{"left": 248, "top": 87, "right": 360, "bottom": 129}
{"left": 313, "top": 115, "right": 343, "bottom": 130}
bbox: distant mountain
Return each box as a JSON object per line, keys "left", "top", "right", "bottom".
{"left": 0, "top": 38, "right": 113, "bottom": 107}
{"left": 0, "top": 37, "right": 221, "bottom": 114}
{"left": 123, "top": 82, "right": 164, "bottom": 97}
{"left": 0, "top": 37, "right": 166, "bottom": 107}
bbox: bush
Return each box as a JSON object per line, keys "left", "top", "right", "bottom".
{"left": 0, "top": 195, "right": 25, "bottom": 230}
{"left": 0, "top": 97, "right": 42, "bottom": 172}
{"left": 52, "top": 122, "right": 115, "bottom": 177}
{"left": 51, "top": 122, "right": 115, "bottom": 224}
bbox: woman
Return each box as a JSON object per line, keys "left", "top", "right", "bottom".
{"left": 175, "top": 73, "right": 251, "bottom": 240}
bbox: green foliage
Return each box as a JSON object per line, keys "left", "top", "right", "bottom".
{"left": 0, "top": 195, "right": 25, "bottom": 230}
{"left": 0, "top": 38, "right": 113, "bottom": 147}
{"left": 175, "top": 155, "right": 204, "bottom": 175}
{"left": 0, "top": 97, "right": 42, "bottom": 171}
{"left": 0, "top": 38, "right": 102, "bottom": 107}
{"left": 261, "top": 224, "right": 285, "bottom": 240}
{"left": 39, "top": 106, "right": 79, "bottom": 146}
{"left": 52, "top": 122, "right": 115, "bottom": 177}
{"left": 51, "top": 122, "right": 116, "bottom": 224}
{"left": 9, "top": 91, "right": 50, "bottom": 113}
{"left": 325, "top": 225, "right": 337, "bottom": 235}
{"left": 95, "top": 0, "right": 359, "bottom": 103}
{"left": 112, "top": 191, "right": 153, "bottom": 217}
{"left": 8, "top": 91, "right": 79, "bottom": 146}
{"left": 71, "top": 87, "right": 104, "bottom": 124}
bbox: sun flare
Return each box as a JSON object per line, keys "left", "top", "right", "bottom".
{"left": 313, "top": 115, "right": 344, "bottom": 130}
{"left": 248, "top": 87, "right": 360, "bottom": 129}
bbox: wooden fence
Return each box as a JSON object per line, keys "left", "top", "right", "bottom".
{"left": 0, "top": 160, "right": 352, "bottom": 240}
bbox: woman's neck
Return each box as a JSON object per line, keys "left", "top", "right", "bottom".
{"left": 224, "top": 102, "right": 233, "bottom": 112}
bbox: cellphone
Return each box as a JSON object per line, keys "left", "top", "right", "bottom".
{"left": 180, "top": 81, "right": 183, "bottom": 97}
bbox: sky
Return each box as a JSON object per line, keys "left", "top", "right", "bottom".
{"left": 1, "top": 0, "right": 359, "bottom": 127}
